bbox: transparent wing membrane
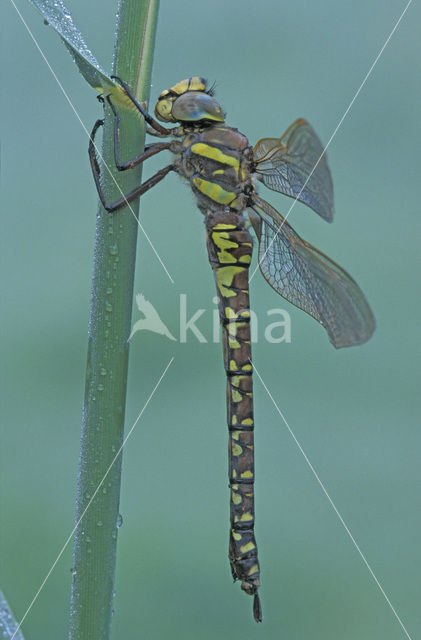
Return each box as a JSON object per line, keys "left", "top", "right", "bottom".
{"left": 249, "top": 196, "right": 375, "bottom": 348}
{"left": 253, "top": 119, "right": 334, "bottom": 222}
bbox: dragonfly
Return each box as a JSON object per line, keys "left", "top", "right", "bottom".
{"left": 89, "top": 76, "right": 375, "bottom": 622}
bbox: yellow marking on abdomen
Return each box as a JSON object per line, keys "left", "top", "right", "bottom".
{"left": 240, "top": 541, "right": 256, "bottom": 554}
{"left": 212, "top": 231, "right": 238, "bottom": 264}
{"left": 193, "top": 177, "right": 235, "bottom": 205}
{"left": 247, "top": 564, "right": 259, "bottom": 576}
{"left": 191, "top": 143, "right": 240, "bottom": 172}
{"left": 216, "top": 265, "right": 245, "bottom": 297}
{"left": 232, "top": 389, "right": 242, "bottom": 403}
{"left": 240, "top": 512, "right": 253, "bottom": 522}
{"left": 232, "top": 492, "right": 242, "bottom": 505}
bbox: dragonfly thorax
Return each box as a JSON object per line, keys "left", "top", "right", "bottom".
{"left": 154, "top": 76, "right": 225, "bottom": 125}
{"left": 175, "top": 125, "right": 255, "bottom": 214}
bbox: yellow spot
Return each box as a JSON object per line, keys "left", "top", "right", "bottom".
{"left": 232, "top": 443, "right": 242, "bottom": 456}
{"left": 216, "top": 266, "right": 244, "bottom": 297}
{"left": 247, "top": 564, "right": 259, "bottom": 576}
{"left": 229, "top": 359, "right": 238, "bottom": 371}
{"left": 191, "top": 143, "right": 240, "bottom": 171}
{"left": 242, "top": 364, "right": 252, "bottom": 371}
{"left": 232, "top": 389, "right": 242, "bottom": 403}
{"left": 240, "top": 541, "right": 256, "bottom": 553}
{"left": 241, "top": 418, "right": 253, "bottom": 426}
{"left": 231, "top": 430, "right": 240, "bottom": 440}
{"left": 232, "top": 492, "right": 242, "bottom": 505}
{"left": 232, "top": 483, "right": 239, "bottom": 490}
{"left": 232, "top": 415, "right": 238, "bottom": 426}
{"left": 233, "top": 531, "right": 242, "bottom": 541}
{"left": 225, "top": 307, "right": 239, "bottom": 319}
{"left": 228, "top": 322, "right": 241, "bottom": 336}
{"left": 232, "top": 469, "right": 237, "bottom": 478}
{"left": 229, "top": 339, "right": 241, "bottom": 349}
{"left": 239, "top": 254, "right": 252, "bottom": 264}
{"left": 241, "top": 470, "right": 253, "bottom": 479}
{"left": 240, "top": 512, "right": 253, "bottom": 522}
{"left": 231, "top": 376, "right": 240, "bottom": 387}
{"left": 188, "top": 76, "right": 207, "bottom": 92}
{"left": 213, "top": 169, "right": 224, "bottom": 175}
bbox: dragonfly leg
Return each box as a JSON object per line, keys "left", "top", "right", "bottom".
{"left": 105, "top": 95, "right": 173, "bottom": 170}
{"left": 89, "top": 119, "right": 175, "bottom": 213}
{"left": 110, "top": 75, "right": 175, "bottom": 136}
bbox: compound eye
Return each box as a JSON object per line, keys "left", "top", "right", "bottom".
{"left": 154, "top": 98, "right": 175, "bottom": 122}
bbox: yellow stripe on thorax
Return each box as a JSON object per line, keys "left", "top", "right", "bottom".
{"left": 193, "top": 177, "right": 235, "bottom": 205}
{"left": 191, "top": 143, "right": 240, "bottom": 172}
{"left": 213, "top": 223, "right": 237, "bottom": 230}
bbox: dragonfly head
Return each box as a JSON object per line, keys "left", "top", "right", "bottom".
{"left": 154, "top": 77, "right": 225, "bottom": 125}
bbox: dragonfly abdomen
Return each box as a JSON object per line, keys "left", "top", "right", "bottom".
{"left": 206, "top": 213, "right": 262, "bottom": 622}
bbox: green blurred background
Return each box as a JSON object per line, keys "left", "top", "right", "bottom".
{"left": 2, "top": 1, "right": 420, "bottom": 638}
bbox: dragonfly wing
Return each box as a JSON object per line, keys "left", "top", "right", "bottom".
{"left": 253, "top": 119, "right": 334, "bottom": 222}
{"left": 249, "top": 196, "right": 375, "bottom": 348}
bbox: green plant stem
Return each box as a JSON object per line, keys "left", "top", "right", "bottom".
{"left": 69, "top": 2, "right": 160, "bottom": 638}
